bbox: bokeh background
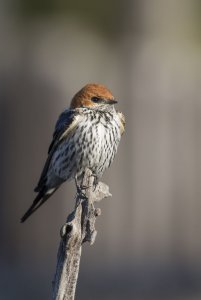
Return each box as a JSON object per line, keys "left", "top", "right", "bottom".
{"left": 1, "top": 0, "right": 201, "bottom": 299}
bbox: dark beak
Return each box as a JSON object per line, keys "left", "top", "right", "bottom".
{"left": 105, "top": 99, "right": 118, "bottom": 105}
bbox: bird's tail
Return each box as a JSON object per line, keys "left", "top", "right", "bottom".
{"left": 21, "top": 187, "right": 58, "bottom": 223}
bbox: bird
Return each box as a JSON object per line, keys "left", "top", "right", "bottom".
{"left": 21, "top": 83, "right": 125, "bottom": 222}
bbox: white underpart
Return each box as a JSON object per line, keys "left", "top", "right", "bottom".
{"left": 47, "top": 108, "right": 123, "bottom": 186}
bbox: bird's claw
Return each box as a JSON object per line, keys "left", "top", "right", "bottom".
{"left": 91, "top": 174, "right": 99, "bottom": 191}
{"left": 76, "top": 185, "right": 87, "bottom": 200}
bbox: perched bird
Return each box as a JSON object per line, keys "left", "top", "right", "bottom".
{"left": 21, "top": 83, "right": 125, "bottom": 222}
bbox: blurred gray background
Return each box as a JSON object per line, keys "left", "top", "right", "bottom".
{"left": 0, "top": 0, "right": 201, "bottom": 299}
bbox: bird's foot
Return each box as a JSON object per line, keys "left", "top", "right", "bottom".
{"left": 91, "top": 174, "right": 99, "bottom": 191}
{"left": 74, "top": 173, "right": 98, "bottom": 198}
{"left": 76, "top": 186, "right": 88, "bottom": 200}
{"left": 75, "top": 175, "right": 87, "bottom": 199}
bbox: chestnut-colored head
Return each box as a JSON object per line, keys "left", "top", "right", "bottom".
{"left": 70, "top": 84, "right": 117, "bottom": 109}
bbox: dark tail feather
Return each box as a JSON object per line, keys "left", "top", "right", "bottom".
{"left": 21, "top": 187, "right": 58, "bottom": 223}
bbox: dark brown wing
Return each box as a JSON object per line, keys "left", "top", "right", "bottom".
{"left": 34, "top": 109, "right": 79, "bottom": 192}
{"left": 21, "top": 109, "right": 81, "bottom": 222}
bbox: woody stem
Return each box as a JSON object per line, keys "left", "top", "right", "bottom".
{"left": 52, "top": 168, "right": 111, "bottom": 300}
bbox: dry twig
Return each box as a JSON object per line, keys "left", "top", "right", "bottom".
{"left": 52, "top": 168, "right": 111, "bottom": 300}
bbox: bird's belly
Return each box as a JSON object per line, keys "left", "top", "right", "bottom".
{"left": 51, "top": 121, "right": 120, "bottom": 180}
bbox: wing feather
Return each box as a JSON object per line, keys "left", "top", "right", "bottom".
{"left": 117, "top": 111, "right": 125, "bottom": 135}
{"left": 35, "top": 109, "right": 80, "bottom": 192}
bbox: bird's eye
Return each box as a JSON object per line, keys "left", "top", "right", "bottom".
{"left": 91, "top": 97, "right": 103, "bottom": 103}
